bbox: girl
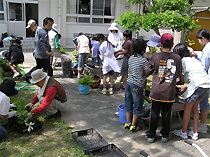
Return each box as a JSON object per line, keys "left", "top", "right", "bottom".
{"left": 97, "top": 34, "right": 120, "bottom": 95}
{"left": 173, "top": 43, "right": 210, "bottom": 140}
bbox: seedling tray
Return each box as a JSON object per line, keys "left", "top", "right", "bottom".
{"left": 89, "top": 144, "right": 128, "bottom": 157}
{"left": 71, "top": 128, "right": 108, "bottom": 155}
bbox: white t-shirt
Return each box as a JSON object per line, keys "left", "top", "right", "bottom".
{"left": 77, "top": 35, "right": 90, "bottom": 54}
{"left": 0, "top": 91, "right": 10, "bottom": 116}
{"left": 182, "top": 57, "right": 210, "bottom": 98}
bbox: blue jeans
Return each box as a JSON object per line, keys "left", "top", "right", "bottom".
{"left": 199, "top": 88, "right": 210, "bottom": 110}
{"left": 125, "top": 82, "right": 144, "bottom": 116}
{"left": 0, "top": 125, "right": 7, "bottom": 141}
{"left": 91, "top": 56, "right": 102, "bottom": 66}
{"left": 78, "top": 53, "right": 89, "bottom": 70}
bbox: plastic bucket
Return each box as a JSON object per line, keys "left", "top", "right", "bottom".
{"left": 78, "top": 85, "right": 89, "bottom": 95}
{"left": 117, "top": 104, "right": 126, "bottom": 124}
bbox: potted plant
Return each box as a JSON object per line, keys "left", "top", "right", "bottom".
{"left": 78, "top": 73, "right": 93, "bottom": 95}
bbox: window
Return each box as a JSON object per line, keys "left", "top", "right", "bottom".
{"left": 9, "top": 2, "right": 23, "bottom": 21}
{"left": 66, "top": 0, "right": 115, "bottom": 23}
{"left": 0, "top": 0, "right": 4, "bottom": 20}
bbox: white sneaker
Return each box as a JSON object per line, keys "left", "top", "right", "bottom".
{"left": 146, "top": 136, "right": 154, "bottom": 143}
{"left": 77, "top": 74, "right": 82, "bottom": 78}
{"left": 109, "top": 88, "right": 113, "bottom": 95}
{"left": 13, "top": 72, "right": 20, "bottom": 78}
{"left": 188, "top": 130, "right": 198, "bottom": 140}
{"left": 189, "top": 123, "right": 208, "bottom": 133}
{"left": 161, "top": 136, "right": 170, "bottom": 143}
{"left": 102, "top": 89, "right": 106, "bottom": 95}
{"left": 174, "top": 129, "right": 188, "bottom": 139}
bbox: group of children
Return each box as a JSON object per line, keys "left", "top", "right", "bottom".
{"left": 95, "top": 26, "right": 210, "bottom": 142}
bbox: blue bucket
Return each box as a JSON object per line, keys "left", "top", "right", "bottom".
{"left": 78, "top": 85, "right": 89, "bottom": 95}
{"left": 117, "top": 104, "right": 126, "bottom": 124}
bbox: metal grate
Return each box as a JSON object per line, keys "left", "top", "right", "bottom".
{"left": 71, "top": 128, "right": 109, "bottom": 155}
{"left": 89, "top": 144, "right": 128, "bottom": 157}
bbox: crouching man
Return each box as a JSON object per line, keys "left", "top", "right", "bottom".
{"left": 0, "top": 79, "right": 18, "bottom": 141}
{"left": 26, "top": 69, "right": 67, "bottom": 119}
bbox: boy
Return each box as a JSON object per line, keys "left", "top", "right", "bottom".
{"left": 145, "top": 33, "right": 182, "bottom": 143}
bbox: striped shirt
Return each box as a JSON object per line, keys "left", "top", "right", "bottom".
{"left": 127, "top": 54, "right": 148, "bottom": 87}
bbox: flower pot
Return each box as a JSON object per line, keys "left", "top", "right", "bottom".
{"left": 78, "top": 84, "right": 90, "bottom": 95}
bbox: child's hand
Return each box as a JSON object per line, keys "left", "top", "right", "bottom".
{"left": 178, "top": 86, "right": 187, "bottom": 95}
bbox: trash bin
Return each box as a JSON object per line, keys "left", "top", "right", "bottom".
{"left": 61, "top": 53, "right": 73, "bottom": 78}
{"left": 117, "top": 104, "right": 126, "bottom": 124}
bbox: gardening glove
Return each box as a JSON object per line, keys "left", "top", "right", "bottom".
{"left": 10, "top": 104, "right": 17, "bottom": 108}
{"left": 25, "top": 103, "right": 33, "bottom": 111}
{"left": 8, "top": 111, "right": 18, "bottom": 118}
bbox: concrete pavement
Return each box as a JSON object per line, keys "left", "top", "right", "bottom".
{"left": 22, "top": 52, "right": 210, "bottom": 157}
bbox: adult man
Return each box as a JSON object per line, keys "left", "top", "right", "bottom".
{"left": 23, "top": 19, "right": 42, "bottom": 82}
{"left": 145, "top": 33, "right": 182, "bottom": 143}
{"left": 77, "top": 32, "right": 90, "bottom": 78}
{"left": 0, "top": 79, "right": 18, "bottom": 141}
{"left": 25, "top": 69, "right": 67, "bottom": 119}
{"left": 24, "top": 17, "right": 54, "bottom": 82}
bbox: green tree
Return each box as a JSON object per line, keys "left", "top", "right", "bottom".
{"left": 119, "top": 0, "right": 198, "bottom": 37}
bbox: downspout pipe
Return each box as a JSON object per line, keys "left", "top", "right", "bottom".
{"left": 58, "top": 0, "right": 61, "bottom": 32}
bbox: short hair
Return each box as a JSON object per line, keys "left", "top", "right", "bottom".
{"left": 173, "top": 43, "right": 190, "bottom": 59}
{"left": 43, "top": 17, "right": 54, "bottom": 26}
{"left": 123, "top": 30, "right": 132, "bottom": 39}
{"left": 132, "top": 39, "right": 146, "bottom": 56}
{"left": 78, "top": 32, "right": 84, "bottom": 36}
{"left": 161, "top": 42, "right": 172, "bottom": 49}
{"left": 10, "top": 38, "right": 21, "bottom": 45}
{"left": 196, "top": 28, "right": 210, "bottom": 40}
{"left": 96, "top": 34, "right": 105, "bottom": 41}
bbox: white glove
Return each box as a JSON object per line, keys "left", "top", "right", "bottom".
{"left": 10, "top": 104, "right": 17, "bottom": 108}
{"left": 8, "top": 111, "right": 18, "bottom": 118}
{"left": 25, "top": 103, "right": 33, "bottom": 108}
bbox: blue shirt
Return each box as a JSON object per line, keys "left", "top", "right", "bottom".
{"left": 91, "top": 40, "right": 100, "bottom": 58}
{"left": 198, "top": 42, "right": 210, "bottom": 75}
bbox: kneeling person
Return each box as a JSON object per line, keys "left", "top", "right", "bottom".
{"left": 26, "top": 69, "right": 67, "bottom": 119}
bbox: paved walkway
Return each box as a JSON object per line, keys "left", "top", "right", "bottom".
{"left": 22, "top": 52, "right": 210, "bottom": 157}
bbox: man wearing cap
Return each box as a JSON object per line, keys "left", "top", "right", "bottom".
{"left": 25, "top": 69, "right": 67, "bottom": 119}
{"left": 24, "top": 17, "right": 54, "bottom": 82}
{"left": 26, "top": 19, "right": 42, "bottom": 37}
{"left": 48, "top": 23, "right": 61, "bottom": 69}
{"left": 145, "top": 33, "right": 182, "bottom": 143}
{"left": 0, "top": 79, "right": 18, "bottom": 141}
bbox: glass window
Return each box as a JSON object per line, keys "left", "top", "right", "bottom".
{"left": 0, "top": 13, "right": 4, "bottom": 20}
{"left": 0, "top": 0, "right": 3, "bottom": 11}
{"left": 9, "top": 2, "right": 23, "bottom": 21}
{"left": 66, "top": 0, "right": 115, "bottom": 23}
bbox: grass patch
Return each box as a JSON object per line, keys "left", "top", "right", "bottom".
{"left": 0, "top": 86, "right": 88, "bottom": 157}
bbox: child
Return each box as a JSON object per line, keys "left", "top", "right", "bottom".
{"left": 90, "top": 36, "right": 102, "bottom": 68}
{"left": 115, "top": 30, "right": 133, "bottom": 91}
{"left": 145, "top": 33, "right": 182, "bottom": 143}
{"left": 97, "top": 34, "right": 120, "bottom": 95}
{"left": 190, "top": 28, "right": 210, "bottom": 133}
{"left": 9, "top": 38, "right": 24, "bottom": 78}
{"left": 124, "top": 39, "right": 148, "bottom": 132}
{"left": 173, "top": 43, "right": 210, "bottom": 140}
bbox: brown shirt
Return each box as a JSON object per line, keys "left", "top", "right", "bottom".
{"left": 146, "top": 51, "right": 182, "bottom": 102}
{"left": 122, "top": 39, "right": 133, "bottom": 58}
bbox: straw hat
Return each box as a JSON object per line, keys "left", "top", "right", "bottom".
{"left": 108, "top": 23, "right": 119, "bottom": 31}
{"left": 30, "top": 69, "right": 47, "bottom": 84}
{"left": 26, "top": 19, "right": 36, "bottom": 29}
{"left": 0, "top": 79, "right": 18, "bottom": 97}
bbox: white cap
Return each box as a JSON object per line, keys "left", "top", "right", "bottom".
{"left": 108, "top": 23, "right": 119, "bottom": 31}
{"left": 52, "top": 23, "right": 58, "bottom": 32}
{"left": 30, "top": 69, "right": 47, "bottom": 84}
{"left": 26, "top": 19, "right": 36, "bottom": 29}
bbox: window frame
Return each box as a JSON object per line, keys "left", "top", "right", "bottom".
{"left": 0, "top": 0, "right": 4, "bottom": 21}
{"left": 66, "top": 0, "right": 115, "bottom": 24}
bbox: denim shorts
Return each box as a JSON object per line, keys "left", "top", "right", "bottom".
{"left": 199, "top": 89, "right": 210, "bottom": 110}
{"left": 125, "top": 82, "right": 144, "bottom": 116}
{"left": 186, "top": 87, "right": 209, "bottom": 104}
{"left": 78, "top": 53, "right": 89, "bottom": 70}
